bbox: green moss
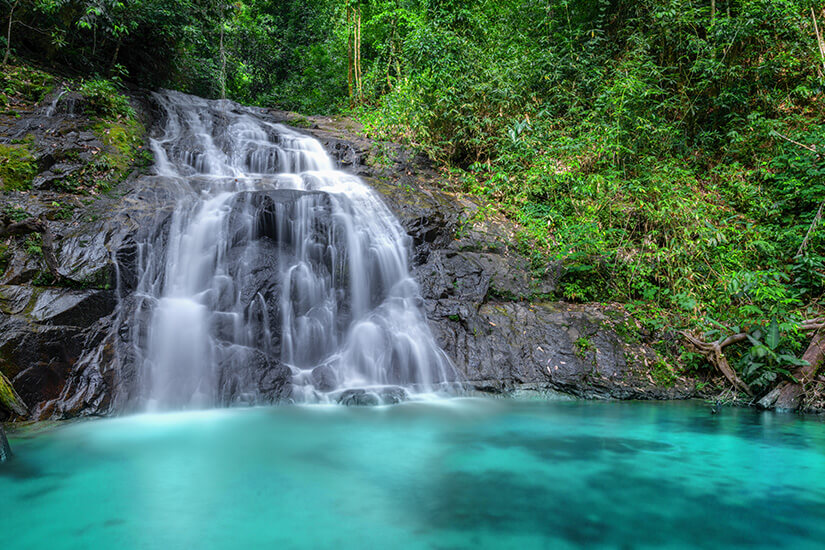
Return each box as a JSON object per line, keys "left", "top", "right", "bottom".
{"left": 0, "top": 371, "right": 27, "bottom": 416}
{"left": 651, "top": 359, "right": 679, "bottom": 388}
{"left": 0, "top": 138, "right": 37, "bottom": 190}
{"left": 51, "top": 116, "right": 148, "bottom": 194}
{"left": 90, "top": 118, "right": 145, "bottom": 191}
{"left": 288, "top": 115, "right": 313, "bottom": 129}
{"left": 0, "top": 64, "right": 55, "bottom": 104}
{"left": 575, "top": 336, "right": 593, "bottom": 359}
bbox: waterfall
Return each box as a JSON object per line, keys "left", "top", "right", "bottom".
{"left": 127, "top": 90, "right": 456, "bottom": 410}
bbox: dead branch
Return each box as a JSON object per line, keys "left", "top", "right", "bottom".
{"left": 772, "top": 130, "right": 820, "bottom": 156}
{"left": 682, "top": 320, "right": 825, "bottom": 398}
{"left": 681, "top": 331, "right": 753, "bottom": 395}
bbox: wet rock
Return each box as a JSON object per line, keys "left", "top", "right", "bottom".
{"left": 0, "top": 285, "right": 34, "bottom": 315}
{"left": 377, "top": 386, "right": 409, "bottom": 404}
{"left": 337, "top": 386, "right": 409, "bottom": 406}
{"left": 338, "top": 388, "right": 380, "bottom": 406}
{"left": 0, "top": 424, "right": 11, "bottom": 463}
{"left": 311, "top": 364, "right": 338, "bottom": 392}
{"left": 29, "top": 289, "right": 116, "bottom": 326}
{"left": 427, "top": 300, "right": 694, "bottom": 400}
{"left": 217, "top": 346, "right": 292, "bottom": 405}
{"left": 0, "top": 370, "right": 28, "bottom": 418}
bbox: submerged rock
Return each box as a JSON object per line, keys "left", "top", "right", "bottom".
{"left": 337, "top": 389, "right": 380, "bottom": 407}
{"left": 337, "top": 386, "right": 410, "bottom": 406}
{"left": 0, "top": 424, "right": 11, "bottom": 462}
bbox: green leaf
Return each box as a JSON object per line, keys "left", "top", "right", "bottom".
{"left": 766, "top": 318, "right": 780, "bottom": 350}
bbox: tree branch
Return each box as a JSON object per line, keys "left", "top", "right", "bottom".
{"left": 681, "top": 330, "right": 753, "bottom": 395}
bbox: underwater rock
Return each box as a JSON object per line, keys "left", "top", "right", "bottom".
{"left": 0, "top": 424, "right": 11, "bottom": 462}
{"left": 337, "top": 389, "right": 380, "bottom": 407}
{"left": 337, "top": 386, "right": 409, "bottom": 406}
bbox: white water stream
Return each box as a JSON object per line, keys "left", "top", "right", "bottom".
{"left": 130, "top": 90, "right": 454, "bottom": 409}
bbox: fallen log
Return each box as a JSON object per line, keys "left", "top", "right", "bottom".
{"left": 758, "top": 331, "right": 825, "bottom": 411}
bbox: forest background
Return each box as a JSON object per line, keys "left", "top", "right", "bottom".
{"left": 2, "top": 0, "right": 824, "bottom": 399}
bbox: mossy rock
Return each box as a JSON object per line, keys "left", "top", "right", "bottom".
{"left": 90, "top": 118, "right": 146, "bottom": 191}
{"left": 0, "top": 64, "right": 55, "bottom": 105}
{"left": 0, "top": 371, "right": 27, "bottom": 417}
{"left": 0, "top": 139, "right": 37, "bottom": 191}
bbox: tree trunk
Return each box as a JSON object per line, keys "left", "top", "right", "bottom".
{"left": 347, "top": 5, "right": 354, "bottom": 102}
{"left": 2, "top": 0, "right": 18, "bottom": 66}
{"left": 758, "top": 331, "right": 825, "bottom": 411}
{"left": 354, "top": 6, "right": 362, "bottom": 101}
{"left": 682, "top": 331, "right": 753, "bottom": 395}
{"left": 109, "top": 38, "right": 122, "bottom": 75}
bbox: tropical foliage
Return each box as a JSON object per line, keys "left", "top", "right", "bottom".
{"left": 2, "top": 0, "right": 824, "bottom": 392}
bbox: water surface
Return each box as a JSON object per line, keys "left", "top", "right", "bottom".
{"left": 3, "top": 400, "right": 825, "bottom": 549}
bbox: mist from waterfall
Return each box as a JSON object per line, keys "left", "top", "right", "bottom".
{"left": 127, "top": 90, "right": 456, "bottom": 410}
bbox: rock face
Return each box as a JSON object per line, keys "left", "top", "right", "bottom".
{"left": 0, "top": 97, "right": 698, "bottom": 421}
{"left": 296, "top": 116, "right": 695, "bottom": 401}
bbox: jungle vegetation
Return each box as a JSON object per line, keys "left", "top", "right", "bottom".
{"left": 2, "top": 0, "right": 824, "bottom": 402}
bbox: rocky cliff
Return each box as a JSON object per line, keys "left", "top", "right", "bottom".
{"left": 0, "top": 81, "right": 698, "bottom": 421}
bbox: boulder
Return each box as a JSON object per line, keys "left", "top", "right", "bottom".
{"left": 337, "top": 388, "right": 380, "bottom": 407}
{"left": 311, "top": 364, "right": 338, "bottom": 392}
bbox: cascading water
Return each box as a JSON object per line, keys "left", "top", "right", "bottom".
{"left": 129, "top": 90, "right": 456, "bottom": 410}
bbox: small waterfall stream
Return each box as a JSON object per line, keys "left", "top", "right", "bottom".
{"left": 129, "top": 90, "right": 455, "bottom": 409}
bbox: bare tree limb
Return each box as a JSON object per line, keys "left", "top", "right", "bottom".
{"left": 772, "top": 130, "right": 820, "bottom": 156}
{"left": 681, "top": 331, "right": 753, "bottom": 395}
{"left": 681, "top": 320, "right": 825, "bottom": 398}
